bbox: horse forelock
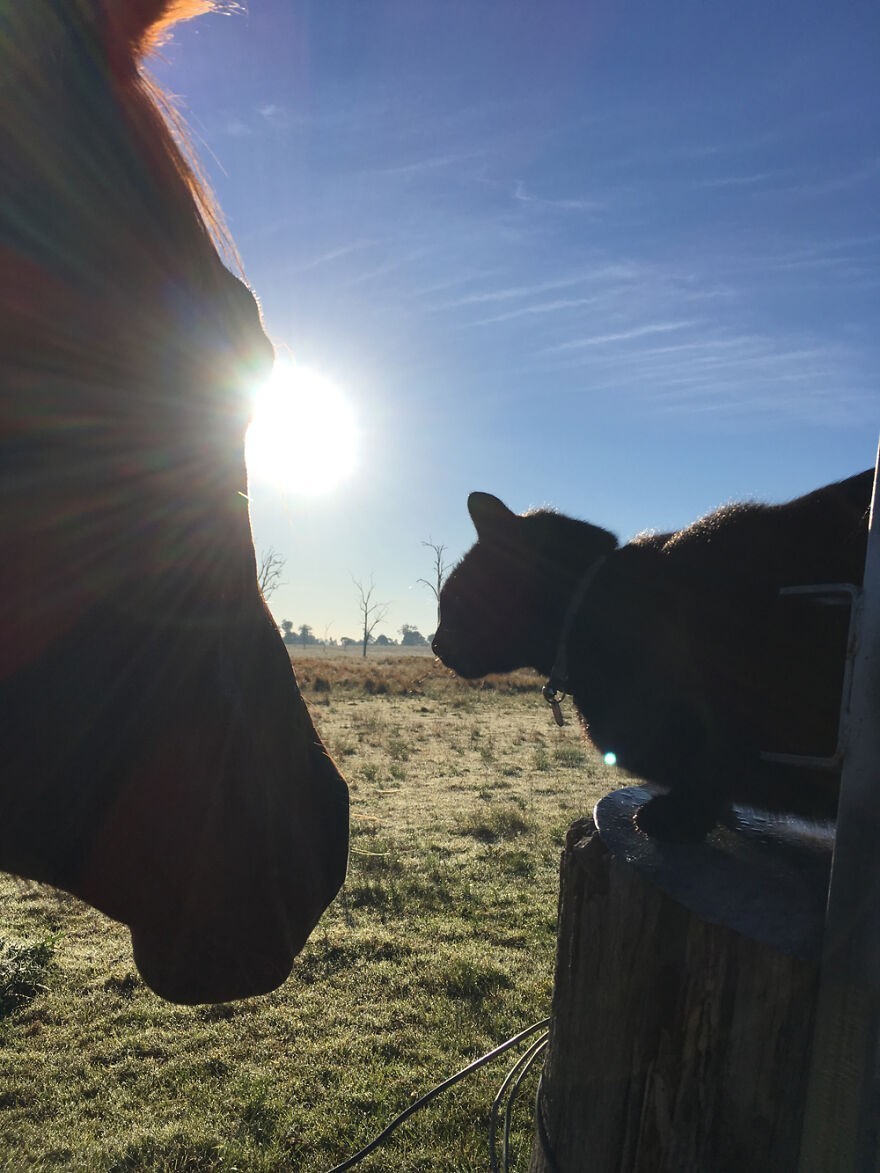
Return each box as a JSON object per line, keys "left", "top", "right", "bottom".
{"left": 105, "top": 2, "right": 219, "bottom": 56}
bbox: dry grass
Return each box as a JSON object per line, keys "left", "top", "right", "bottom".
{"left": 0, "top": 653, "right": 620, "bottom": 1171}
{"left": 289, "top": 648, "right": 543, "bottom": 696}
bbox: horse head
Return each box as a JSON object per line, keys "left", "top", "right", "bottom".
{"left": 0, "top": 0, "right": 349, "bottom": 1003}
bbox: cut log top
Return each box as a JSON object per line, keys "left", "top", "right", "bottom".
{"left": 592, "top": 787, "right": 834, "bottom": 960}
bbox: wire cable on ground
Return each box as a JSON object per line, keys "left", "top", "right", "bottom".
{"left": 501, "top": 1036, "right": 549, "bottom": 1172}
{"left": 322, "top": 1017, "right": 551, "bottom": 1173}
{"left": 489, "top": 1032, "right": 550, "bottom": 1172}
{"left": 533, "top": 1070, "right": 564, "bottom": 1173}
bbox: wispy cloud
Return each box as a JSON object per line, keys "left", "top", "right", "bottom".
{"left": 512, "top": 180, "right": 603, "bottom": 213}
{"left": 473, "top": 296, "right": 602, "bottom": 325}
{"left": 700, "top": 170, "right": 786, "bottom": 188}
{"left": 545, "top": 320, "right": 699, "bottom": 353}
{"left": 339, "top": 247, "right": 434, "bottom": 289}
{"left": 732, "top": 235, "right": 880, "bottom": 283}
{"left": 430, "top": 263, "right": 650, "bottom": 313}
{"left": 431, "top": 274, "right": 592, "bottom": 311}
{"left": 222, "top": 103, "right": 290, "bottom": 138}
{"left": 257, "top": 103, "right": 289, "bottom": 130}
{"left": 410, "top": 268, "right": 505, "bottom": 299}
{"left": 528, "top": 321, "right": 870, "bottom": 426}
{"left": 675, "top": 129, "right": 786, "bottom": 160}
{"left": 774, "top": 158, "right": 880, "bottom": 198}
{"left": 293, "top": 241, "right": 377, "bottom": 273}
{"left": 633, "top": 336, "right": 763, "bottom": 360}
{"left": 369, "top": 151, "right": 482, "bottom": 178}
{"left": 224, "top": 118, "right": 253, "bottom": 138}
{"left": 649, "top": 375, "right": 872, "bottom": 426}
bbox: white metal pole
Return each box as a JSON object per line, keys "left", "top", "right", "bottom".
{"left": 801, "top": 440, "right": 880, "bottom": 1171}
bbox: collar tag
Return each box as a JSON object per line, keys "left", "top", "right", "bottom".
{"left": 542, "top": 684, "right": 566, "bottom": 727}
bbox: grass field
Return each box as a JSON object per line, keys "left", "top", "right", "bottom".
{"left": 0, "top": 653, "right": 619, "bottom": 1172}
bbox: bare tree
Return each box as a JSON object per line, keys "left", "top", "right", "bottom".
{"left": 257, "top": 546, "right": 286, "bottom": 601}
{"left": 353, "top": 575, "right": 390, "bottom": 658}
{"left": 417, "top": 539, "right": 451, "bottom": 628}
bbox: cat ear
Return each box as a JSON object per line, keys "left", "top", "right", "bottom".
{"left": 101, "top": 0, "right": 215, "bottom": 58}
{"left": 467, "top": 492, "right": 516, "bottom": 538}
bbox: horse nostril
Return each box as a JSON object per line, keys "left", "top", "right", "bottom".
{"left": 431, "top": 635, "right": 442, "bottom": 657}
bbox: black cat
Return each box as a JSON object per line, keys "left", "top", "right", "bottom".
{"left": 432, "top": 471, "right": 872, "bottom": 841}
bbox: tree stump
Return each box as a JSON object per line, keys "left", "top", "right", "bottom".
{"left": 530, "top": 787, "right": 833, "bottom": 1173}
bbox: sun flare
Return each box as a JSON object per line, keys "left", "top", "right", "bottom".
{"left": 246, "top": 362, "right": 357, "bottom": 495}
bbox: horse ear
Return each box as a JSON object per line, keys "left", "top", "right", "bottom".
{"left": 101, "top": 0, "right": 215, "bottom": 57}
{"left": 467, "top": 492, "right": 516, "bottom": 538}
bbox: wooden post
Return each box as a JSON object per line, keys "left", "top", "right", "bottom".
{"left": 530, "top": 790, "right": 831, "bottom": 1173}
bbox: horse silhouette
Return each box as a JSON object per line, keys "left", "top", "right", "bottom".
{"left": 0, "top": 1, "right": 348, "bottom": 1003}
{"left": 433, "top": 471, "right": 871, "bottom": 841}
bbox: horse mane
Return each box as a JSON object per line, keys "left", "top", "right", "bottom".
{"left": 130, "top": 1, "right": 239, "bottom": 269}
{"left": 138, "top": 65, "right": 238, "bottom": 269}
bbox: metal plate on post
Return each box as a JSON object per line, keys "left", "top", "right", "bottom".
{"left": 800, "top": 450, "right": 880, "bottom": 1173}
{"left": 594, "top": 786, "right": 834, "bottom": 960}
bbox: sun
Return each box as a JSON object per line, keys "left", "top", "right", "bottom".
{"left": 245, "top": 361, "right": 357, "bottom": 495}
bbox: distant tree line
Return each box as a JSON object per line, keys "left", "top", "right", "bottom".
{"left": 279, "top": 622, "right": 430, "bottom": 649}
{"left": 263, "top": 536, "right": 449, "bottom": 657}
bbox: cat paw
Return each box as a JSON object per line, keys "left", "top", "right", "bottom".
{"left": 632, "top": 794, "right": 716, "bottom": 843}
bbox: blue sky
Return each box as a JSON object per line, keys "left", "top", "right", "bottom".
{"left": 155, "top": 0, "right": 878, "bottom": 642}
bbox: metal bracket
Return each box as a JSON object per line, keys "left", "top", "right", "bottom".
{"left": 760, "top": 582, "right": 863, "bottom": 770}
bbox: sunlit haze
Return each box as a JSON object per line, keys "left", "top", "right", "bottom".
{"left": 155, "top": 2, "right": 878, "bottom": 645}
